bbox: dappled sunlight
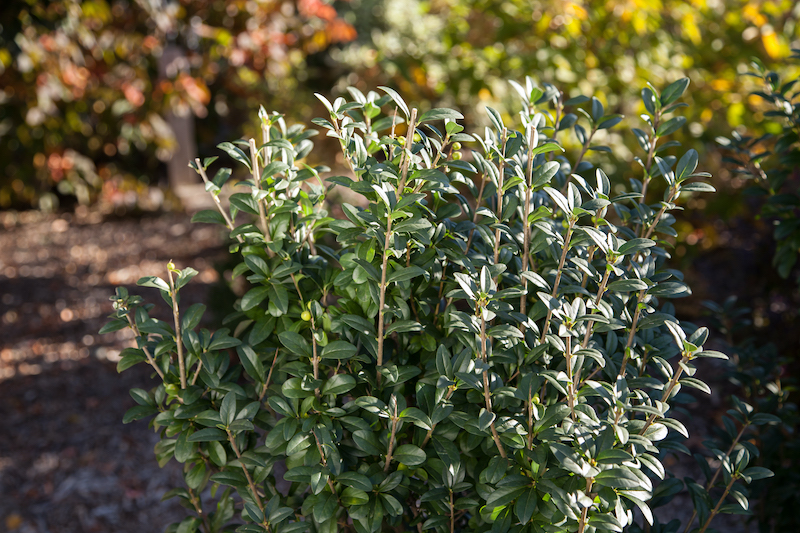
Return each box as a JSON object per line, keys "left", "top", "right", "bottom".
{"left": 0, "top": 210, "right": 226, "bottom": 384}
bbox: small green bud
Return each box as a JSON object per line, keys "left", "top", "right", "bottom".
{"left": 452, "top": 151, "right": 463, "bottom": 161}
{"left": 451, "top": 141, "right": 462, "bottom": 150}
{"left": 413, "top": 133, "right": 421, "bottom": 143}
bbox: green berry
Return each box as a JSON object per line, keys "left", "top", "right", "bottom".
{"left": 413, "top": 133, "right": 421, "bottom": 143}
{"left": 452, "top": 151, "right": 462, "bottom": 160}
{"left": 301, "top": 311, "right": 312, "bottom": 321}
{"left": 452, "top": 141, "right": 462, "bottom": 150}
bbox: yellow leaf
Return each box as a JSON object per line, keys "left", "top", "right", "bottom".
{"left": 762, "top": 31, "right": 780, "bottom": 59}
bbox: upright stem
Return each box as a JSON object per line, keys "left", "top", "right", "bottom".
{"left": 562, "top": 126, "right": 596, "bottom": 193}
{"left": 193, "top": 159, "right": 244, "bottom": 244}
{"left": 125, "top": 313, "right": 165, "bottom": 380}
{"left": 310, "top": 317, "right": 320, "bottom": 398}
{"left": 581, "top": 268, "right": 611, "bottom": 349}
{"left": 526, "top": 387, "right": 535, "bottom": 451}
{"left": 398, "top": 108, "right": 418, "bottom": 192}
{"left": 539, "top": 221, "right": 575, "bottom": 343}
{"left": 492, "top": 129, "right": 509, "bottom": 269}
{"left": 376, "top": 222, "right": 393, "bottom": 388}
{"left": 226, "top": 429, "right": 266, "bottom": 522}
{"left": 166, "top": 266, "right": 187, "bottom": 389}
{"left": 481, "top": 312, "right": 507, "bottom": 458}
{"left": 565, "top": 334, "right": 576, "bottom": 420}
{"left": 642, "top": 188, "right": 676, "bottom": 240}
{"left": 259, "top": 349, "right": 279, "bottom": 401}
{"left": 383, "top": 401, "right": 400, "bottom": 472}
{"left": 639, "top": 354, "right": 689, "bottom": 435}
{"left": 520, "top": 134, "right": 536, "bottom": 323}
{"left": 619, "top": 289, "right": 646, "bottom": 377}
{"left": 639, "top": 119, "right": 660, "bottom": 204}
{"left": 249, "top": 139, "right": 270, "bottom": 239}
{"left": 636, "top": 113, "right": 661, "bottom": 236}
{"left": 377, "top": 109, "right": 418, "bottom": 387}
{"left": 464, "top": 174, "right": 487, "bottom": 255}
{"left": 580, "top": 246, "right": 597, "bottom": 289}
{"left": 577, "top": 478, "right": 594, "bottom": 533}
{"left": 698, "top": 475, "right": 738, "bottom": 533}
{"left": 186, "top": 486, "right": 212, "bottom": 533}
{"left": 682, "top": 423, "right": 748, "bottom": 533}
{"left": 449, "top": 490, "right": 455, "bottom": 533}
{"left": 420, "top": 388, "right": 454, "bottom": 450}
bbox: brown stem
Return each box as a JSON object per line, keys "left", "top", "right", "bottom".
{"left": 187, "top": 486, "right": 212, "bottom": 533}
{"left": 683, "top": 423, "right": 748, "bottom": 533}
{"left": 640, "top": 354, "right": 689, "bottom": 435}
{"left": 580, "top": 246, "right": 597, "bottom": 289}
{"left": 125, "top": 313, "right": 165, "bottom": 380}
{"left": 227, "top": 429, "right": 265, "bottom": 515}
{"left": 332, "top": 118, "right": 358, "bottom": 176}
{"left": 577, "top": 478, "right": 594, "bottom": 533}
{"left": 634, "top": 111, "right": 661, "bottom": 237}
{"left": 310, "top": 317, "right": 320, "bottom": 398}
{"left": 619, "top": 289, "right": 646, "bottom": 377}
{"left": 481, "top": 312, "right": 507, "bottom": 458}
{"left": 431, "top": 130, "right": 451, "bottom": 169}
{"left": 398, "top": 108, "right": 419, "bottom": 192}
{"left": 383, "top": 403, "right": 400, "bottom": 472}
{"left": 312, "top": 428, "right": 338, "bottom": 494}
{"left": 520, "top": 132, "right": 536, "bottom": 323}
{"left": 539, "top": 221, "right": 575, "bottom": 344}
{"left": 639, "top": 120, "right": 660, "bottom": 204}
{"left": 449, "top": 490, "right": 455, "bottom": 533}
{"left": 191, "top": 359, "right": 203, "bottom": 386}
{"left": 420, "top": 388, "right": 455, "bottom": 450}
{"left": 376, "top": 110, "right": 418, "bottom": 387}
{"left": 193, "top": 159, "right": 244, "bottom": 244}
{"left": 249, "top": 139, "right": 270, "bottom": 240}
{"left": 565, "top": 334, "right": 576, "bottom": 420}
{"left": 642, "top": 188, "right": 677, "bottom": 240}
{"left": 698, "top": 475, "right": 738, "bottom": 533}
{"left": 464, "top": 173, "right": 488, "bottom": 255}
{"left": 166, "top": 266, "right": 187, "bottom": 389}
{"left": 526, "top": 387, "right": 535, "bottom": 450}
{"left": 562, "top": 126, "right": 596, "bottom": 193}
{"left": 259, "top": 348, "right": 279, "bottom": 401}
{"left": 493, "top": 128, "right": 509, "bottom": 268}
{"left": 376, "top": 219, "right": 393, "bottom": 388}
{"left": 581, "top": 268, "right": 612, "bottom": 349}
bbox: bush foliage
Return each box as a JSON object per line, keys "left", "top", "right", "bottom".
{"left": 105, "top": 79, "right": 777, "bottom": 533}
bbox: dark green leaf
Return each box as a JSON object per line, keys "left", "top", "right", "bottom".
{"left": 393, "top": 444, "right": 426, "bottom": 467}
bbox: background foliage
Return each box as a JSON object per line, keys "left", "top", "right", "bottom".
{"left": 0, "top": 0, "right": 355, "bottom": 208}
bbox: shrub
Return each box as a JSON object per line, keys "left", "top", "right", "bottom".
{"left": 104, "top": 79, "right": 774, "bottom": 533}
{"left": 718, "top": 48, "right": 800, "bottom": 281}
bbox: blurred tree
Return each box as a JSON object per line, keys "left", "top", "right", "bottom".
{"left": 0, "top": 0, "right": 355, "bottom": 209}
{"left": 335, "top": 0, "right": 798, "bottom": 163}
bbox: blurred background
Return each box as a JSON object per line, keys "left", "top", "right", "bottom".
{"left": 1, "top": 0, "right": 799, "bottom": 532}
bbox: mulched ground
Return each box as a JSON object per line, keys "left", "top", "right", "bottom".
{"left": 0, "top": 206, "right": 759, "bottom": 533}
{"left": 0, "top": 207, "right": 227, "bottom": 533}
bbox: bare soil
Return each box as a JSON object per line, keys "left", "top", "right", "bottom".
{"left": 0, "top": 208, "right": 227, "bottom": 533}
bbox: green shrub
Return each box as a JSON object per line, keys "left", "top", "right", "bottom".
{"left": 703, "top": 296, "right": 798, "bottom": 533}
{"left": 104, "top": 79, "right": 774, "bottom": 533}
{"left": 718, "top": 48, "right": 800, "bottom": 281}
